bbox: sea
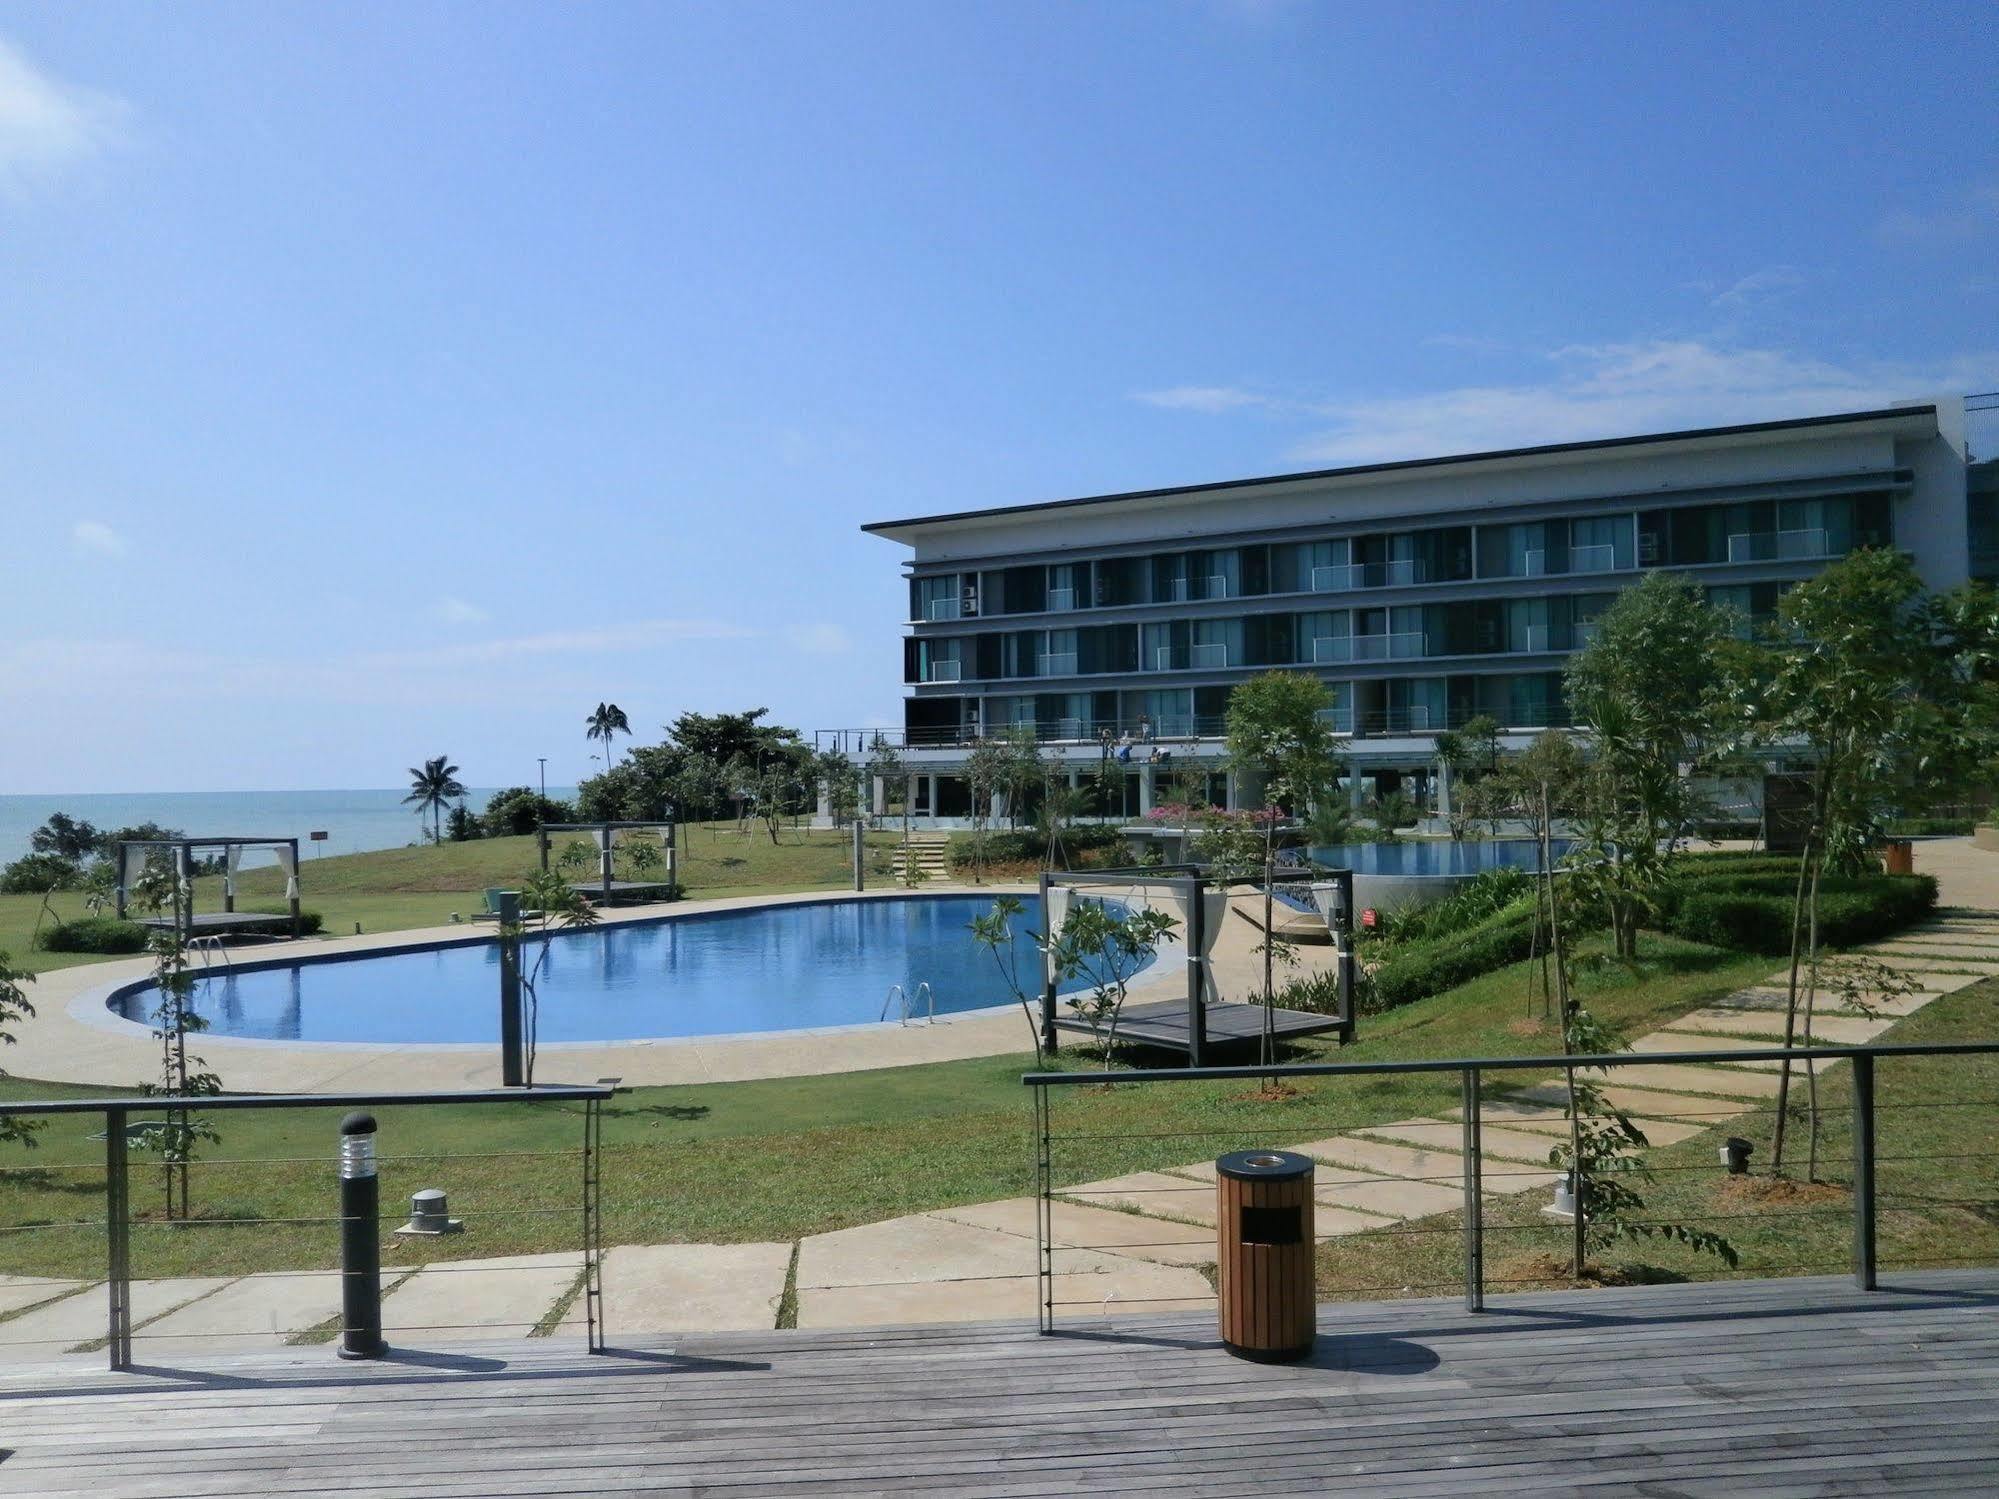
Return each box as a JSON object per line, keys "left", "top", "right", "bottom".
{"left": 0, "top": 788, "right": 579, "bottom": 863}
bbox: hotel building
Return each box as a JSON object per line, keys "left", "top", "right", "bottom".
{"left": 847, "top": 398, "right": 1989, "bottom": 826}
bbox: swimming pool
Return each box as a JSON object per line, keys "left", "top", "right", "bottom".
{"left": 107, "top": 895, "right": 1120, "bottom": 1046}
{"left": 1304, "top": 840, "right": 1574, "bottom": 876}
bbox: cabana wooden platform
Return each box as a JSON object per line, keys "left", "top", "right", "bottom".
{"left": 1056, "top": 996, "right": 1349, "bottom": 1052}
{"left": 1, "top": 1273, "right": 1991, "bottom": 1496}
{"left": 134, "top": 911, "right": 292, "bottom": 937}
{"left": 566, "top": 878, "right": 679, "bottom": 906}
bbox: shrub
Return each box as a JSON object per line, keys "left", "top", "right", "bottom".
{"left": 950, "top": 824, "right": 1123, "bottom": 871}
{"left": 0, "top": 853, "right": 83, "bottom": 894}
{"left": 1368, "top": 899, "right": 1543, "bottom": 1011}
{"left": 482, "top": 787, "right": 580, "bottom": 838}
{"left": 38, "top": 917, "right": 149, "bottom": 954}
{"left": 246, "top": 907, "right": 326, "bottom": 935}
{"left": 1273, "top": 967, "right": 1346, "bottom": 1015}
{"left": 1390, "top": 866, "right": 1533, "bottom": 943}
{"left": 1663, "top": 874, "right": 1936, "bottom": 954}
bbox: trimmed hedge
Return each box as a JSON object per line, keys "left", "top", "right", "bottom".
{"left": 1368, "top": 899, "right": 1543, "bottom": 1011}
{"left": 245, "top": 907, "right": 326, "bottom": 935}
{"left": 950, "top": 824, "right": 1124, "bottom": 870}
{"left": 1663, "top": 874, "right": 1936, "bottom": 954}
{"left": 38, "top": 917, "right": 149, "bottom": 954}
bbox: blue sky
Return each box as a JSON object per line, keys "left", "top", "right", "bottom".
{"left": 1, "top": 2, "right": 1993, "bottom": 793}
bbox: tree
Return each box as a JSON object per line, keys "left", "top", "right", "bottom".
{"left": 128, "top": 861, "right": 222, "bottom": 1220}
{"left": 1224, "top": 672, "right": 1342, "bottom": 1069}
{"left": 29, "top": 813, "right": 102, "bottom": 861}
{"left": 403, "top": 755, "right": 467, "bottom": 844}
{"left": 962, "top": 739, "right": 1014, "bottom": 883}
{"left": 444, "top": 802, "right": 485, "bottom": 842}
{"left": 863, "top": 733, "right": 904, "bottom": 833}
{"left": 510, "top": 868, "right": 601, "bottom": 1086}
{"left": 0, "top": 952, "right": 43, "bottom": 1152}
{"left": 0, "top": 853, "right": 83, "bottom": 894}
{"left": 1564, "top": 572, "right": 1749, "bottom": 958}
{"left": 1758, "top": 549, "right": 1964, "bottom": 1174}
{"left": 482, "top": 787, "right": 578, "bottom": 837}
{"left": 586, "top": 702, "right": 632, "bottom": 769}
{"left": 814, "top": 748, "right": 861, "bottom": 827}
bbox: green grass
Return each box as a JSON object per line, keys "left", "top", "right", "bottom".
{"left": 1312, "top": 974, "right": 1999, "bottom": 1298}
{"left": 0, "top": 931, "right": 1778, "bottom": 1282}
{"left": 0, "top": 823, "right": 917, "bottom": 974}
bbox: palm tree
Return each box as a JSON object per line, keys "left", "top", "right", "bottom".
{"left": 404, "top": 755, "right": 467, "bottom": 844}
{"left": 586, "top": 702, "right": 632, "bottom": 768}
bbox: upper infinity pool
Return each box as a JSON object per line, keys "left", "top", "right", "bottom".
{"left": 110, "top": 895, "right": 1112, "bottom": 1045}
{"left": 1304, "top": 839, "right": 1575, "bottom": 877}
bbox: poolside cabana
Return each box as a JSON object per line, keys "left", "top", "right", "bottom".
{"left": 113, "top": 837, "right": 302, "bottom": 940}
{"left": 1039, "top": 864, "right": 1356, "bottom": 1065}
{"left": 535, "top": 820, "right": 679, "bottom": 906}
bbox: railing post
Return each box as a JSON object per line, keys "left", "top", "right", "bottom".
{"left": 497, "top": 892, "right": 524, "bottom": 1087}
{"left": 103, "top": 1106, "right": 131, "bottom": 1371}
{"left": 1852, "top": 1052, "right": 1877, "bottom": 1291}
{"left": 1038, "top": 872, "right": 1058, "bottom": 1060}
{"left": 337, "top": 1112, "right": 387, "bottom": 1360}
{"left": 1035, "top": 1083, "right": 1054, "bottom": 1334}
{"left": 1461, "top": 1069, "right": 1484, "bottom": 1312}
{"left": 1185, "top": 877, "right": 1205, "bottom": 1067}
{"left": 583, "top": 1095, "right": 605, "bottom": 1353}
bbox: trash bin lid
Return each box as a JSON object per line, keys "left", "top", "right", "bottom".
{"left": 1216, "top": 1149, "right": 1314, "bottom": 1183}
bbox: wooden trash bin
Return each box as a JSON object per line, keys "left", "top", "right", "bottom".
{"left": 1215, "top": 1149, "right": 1315, "bottom": 1362}
{"left": 1882, "top": 839, "right": 1914, "bottom": 875}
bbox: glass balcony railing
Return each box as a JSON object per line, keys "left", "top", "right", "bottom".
{"left": 1190, "top": 641, "right": 1232, "bottom": 669}
{"left": 925, "top": 660, "right": 962, "bottom": 683}
{"left": 1045, "top": 587, "right": 1077, "bottom": 612}
{"left": 1318, "top": 632, "right": 1427, "bottom": 661}
{"left": 1036, "top": 652, "right": 1078, "bottom": 677}
{"left": 1570, "top": 542, "right": 1617, "bottom": 573}
{"left": 1522, "top": 549, "right": 1547, "bottom": 577}
{"left": 1202, "top": 574, "right": 1230, "bottom": 600}
{"left": 1519, "top": 624, "right": 1552, "bottom": 653}
{"left": 1727, "top": 528, "right": 1831, "bottom": 563}
{"left": 1315, "top": 706, "right": 1355, "bottom": 733}
{"left": 1309, "top": 563, "right": 1350, "bottom": 592}
{"left": 923, "top": 597, "right": 962, "bottom": 622}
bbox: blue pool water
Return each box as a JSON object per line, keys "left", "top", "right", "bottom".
{"left": 1305, "top": 840, "right": 1575, "bottom": 877}
{"left": 110, "top": 896, "right": 1121, "bottom": 1045}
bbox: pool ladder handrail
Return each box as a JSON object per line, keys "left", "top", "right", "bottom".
{"left": 879, "top": 981, "right": 936, "bottom": 1027}
{"left": 188, "top": 935, "right": 232, "bottom": 971}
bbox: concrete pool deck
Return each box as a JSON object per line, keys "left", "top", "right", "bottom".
{"left": 13, "top": 880, "right": 1318, "bottom": 1093}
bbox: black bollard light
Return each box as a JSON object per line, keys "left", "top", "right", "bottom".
{"left": 336, "top": 1111, "right": 387, "bottom": 1360}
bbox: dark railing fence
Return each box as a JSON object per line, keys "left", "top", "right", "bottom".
{"left": 0, "top": 1086, "right": 611, "bottom": 1370}
{"left": 1023, "top": 1041, "right": 1999, "bottom": 1333}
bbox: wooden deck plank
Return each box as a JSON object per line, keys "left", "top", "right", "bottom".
{"left": 1, "top": 1273, "right": 1992, "bottom": 1496}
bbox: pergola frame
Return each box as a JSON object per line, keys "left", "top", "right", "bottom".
{"left": 1038, "top": 863, "right": 1355, "bottom": 1066}
{"left": 113, "top": 837, "right": 302, "bottom": 939}
{"left": 535, "top": 820, "right": 679, "bottom": 906}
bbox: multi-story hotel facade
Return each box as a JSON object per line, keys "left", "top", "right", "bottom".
{"left": 844, "top": 398, "right": 1988, "bottom": 827}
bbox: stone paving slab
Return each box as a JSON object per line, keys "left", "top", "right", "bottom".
{"left": 1444, "top": 1101, "right": 1712, "bottom": 1145}
{"left": 932, "top": 1198, "right": 1217, "bottom": 1266}
{"left": 1665, "top": 1008, "right": 1892, "bottom": 1043}
{"left": 1596, "top": 1062, "right": 1784, "bottom": 1098}
{"left": 0, "top": 1276, "right": 88, "bottom": 1318}
{"left": 1880, "top": 931, "right": 1999, "bottom": 950}
{"left": 795, "top": 1262, "right": 1213, "bottom": 1329}
{"left": 138, "top": 1269, "right": 344, "bottom": 1350}
{"left": 1057, "top": 1171, "right": 1220, "bottom": 1227}
{"left": 798, "top": 1212, "right": 1132, "bottom": 1290}
{"left": 382, "top": 1252, "right": 579, "bottom": 1342}
{"left": 1293, "top": 1135, "right": 1469, "bottom": 1186}
{"left": 597, "top": 1242, "right": 791, "bottom": 1334}
{"left": 1505, "top": 1082, "right": 1751, "bottom": 1125}
{"left": 1315, "top": 1175, "right": 1468, "bottom": 1217}
{"left": 1356, "top": 1117, "right": 1561, "bottom": 1164}
{"left": 1628, "top": 1031, "right": 1794, "bottom": 1070}
{"left": 0, "top": 1276, "right": 231, "bottom": 1361}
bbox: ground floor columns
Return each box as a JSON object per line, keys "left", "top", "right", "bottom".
{"left": 1139, "top": 764, "right": 1155, "bottom": 817}
{"left": 1436, "top": 759, "right": 1453, "bottom": 821}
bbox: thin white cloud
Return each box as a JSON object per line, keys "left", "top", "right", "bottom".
{"left": 1707, "top": 265, "right": 1805, "bottom": 312}
{"left": 71, "top": 519, "right": 126, "bottom": 555}
{"left": 431, "top": 595, "right": 489, "bottom": 625}
{"left": 1284, "top": 341, "right": 1998, "bottom": 466}
{"left": 1876, "top": 180, "right": 1999, "bottom": 246}
{"left": 0, "top": 36, "right": 126, "bottom": 197}
{"left": 1133, "top": 385, "right": 1268, "bottom": 414}
{"left": 787, "top": 622, "right": 851, "bottom": 654}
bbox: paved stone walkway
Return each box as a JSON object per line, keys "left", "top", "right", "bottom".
{"left": 7, "top": 844, "right": 1994, "bottom": 1364}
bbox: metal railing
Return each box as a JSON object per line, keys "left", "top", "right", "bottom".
{"left": 1727, "top": 528, "right": 1832, "bottom": 563}
{"left": 816, "top": 706, "right": 1576, "bottom": 754}
{"left": 0, "top": 1085, "right": 611, "bottom": 1370}
{"left": 1022, "top": 1040, "right": 1999, "bottom": 1332}
{"left": 1324, "top": 632, "right": 1428, "bottom": 662}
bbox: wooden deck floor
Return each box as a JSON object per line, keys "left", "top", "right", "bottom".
{"left": 1, "top": 1272, "right": 1993, "bottom": 1497}
{"left": 1057, "top": 996, "right": 1347, "bottom": 1052}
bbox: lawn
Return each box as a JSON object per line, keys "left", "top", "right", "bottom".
{"left": 0, "top": 930, "right": 1782, "bottom": 1282}
{"left": 0, "top": 821, "right": 913, "bottom": 974}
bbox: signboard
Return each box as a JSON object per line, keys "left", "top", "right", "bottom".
{"left": 309, "top": 831, "right": 329, "bottom": 841}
